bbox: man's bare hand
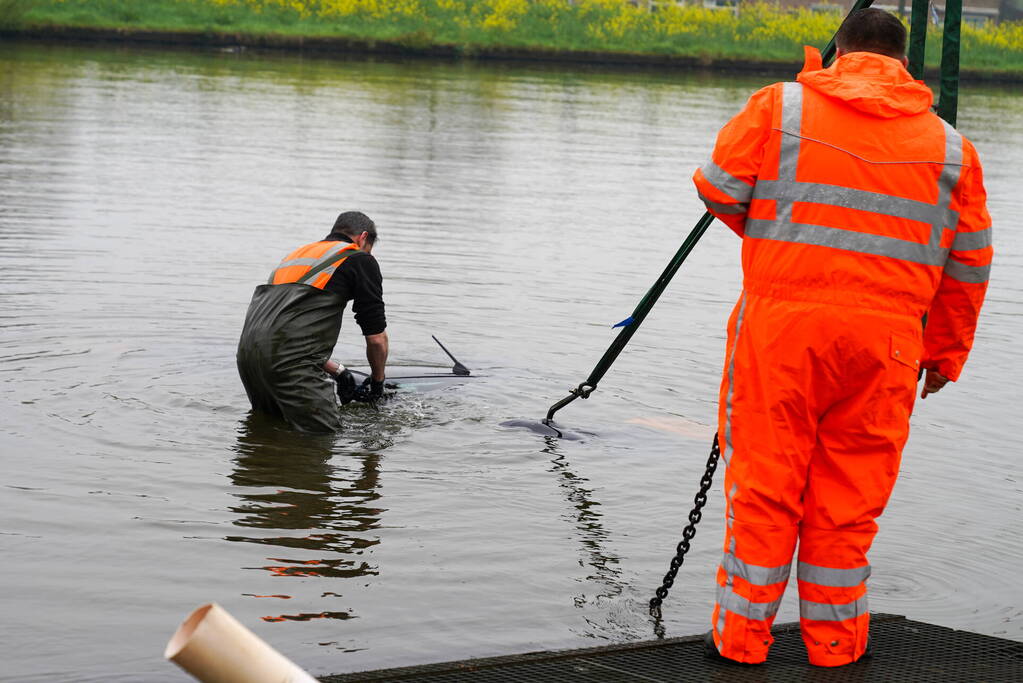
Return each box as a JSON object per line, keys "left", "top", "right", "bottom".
{"left": 920, "top": 369, "right": 949, "bottom": 399}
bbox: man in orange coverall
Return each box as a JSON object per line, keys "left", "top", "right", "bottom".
{"left": 692, "top": 9, "right": 992, "bottom": 667}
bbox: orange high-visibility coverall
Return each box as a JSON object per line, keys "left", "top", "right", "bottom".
{"left": 693, "top": 48, "right": 992, "bottom": 667}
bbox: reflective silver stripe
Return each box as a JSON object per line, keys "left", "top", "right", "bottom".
{"left": 700, "top": 159, "right": 754, "bottom": 203}
{"left": 747, "top": 83, "right": 969, "bottom": 269}
{"left": 721, "top": 293, "right": 747, "bottom": 468}
{"left": 771, "top": 82, "right": 803, "bottom": 237}
{"left": 745, "top": 218, "right": 947, "bottom": 266}
{"left": 293, "top": 244, "right": 356, "bottom": 284}
{"left": 716, "top": 595, "right": 726, "bottom": 637}
{"left": 777, "top": 82, "right": 803, "bottom": 182}
{"left": 932, "top": 120, "right": 964, "bottom": 250}
{"left": 271, "top": 242, "right": 357, "bottom": 284}
{"left": 716, "top": 582, "right": 784, "bottom": 621}
{"left": 698, "top": 190, "right": 747, "bottom": 215}
{"left": 275, "top": 257, "right": 322, "bottom": 268}
{"left": 938, "top": 124, "right": 987, "bottom": 284}
{"left": 723, "top": 552, "right": 791, "bottom": 586}
{"left": 717, "top": 533, "right": 737, "bottom": 637}
{"left": 952, "top": 228, "right": 992, "bottom": 251}
{"left": 716, "top": 552, "right": 729, "bottom": 636}
{"left": 286, "top": 264, "right": 342, "bottom": 285}
{"left": 797, "top": 562, "right": 870, "bottom": 588}
{"left": 300, "top": 244, "right": 353, "bottom": 272}
{"left": 938, "top": 121, "right": 964, "bottom": 197}
{"left": 800, "top": 596, "right": 868, "bottom": 622}
{"left": 944, "top": 258, "right": 991, "bottom": 283}
{"left": 701, "top": 159, "right": 753, "bottom": 202}
{"left": 753, "top": 180, "right": 946, "bottom": 226}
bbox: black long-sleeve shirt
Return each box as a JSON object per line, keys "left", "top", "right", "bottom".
{"left": 321, "top": 233, "right": 386, "bottom": 336}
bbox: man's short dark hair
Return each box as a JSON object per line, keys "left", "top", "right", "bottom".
{"left": 835, "top": 8, "right": 907, "bottom": 59}
{"left": 332, "top": 211, "right": 377, "bottom": 245}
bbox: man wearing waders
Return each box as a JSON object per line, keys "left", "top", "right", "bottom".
{"left": 693, "top": 9, "right": 992, "bottom": 667}
{"left": 237, "top": 211, "right": 388, "bottom": 432}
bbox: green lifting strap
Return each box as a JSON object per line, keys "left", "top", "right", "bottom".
{"left": 908, "top": 0, "right": 929, "bottom": 80}
{"left": 937, "top": 0, "right": 963, "bottom": 126}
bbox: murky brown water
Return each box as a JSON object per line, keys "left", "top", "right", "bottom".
{"left": 1, "top": 41, "right": 1020, "bottom": 681}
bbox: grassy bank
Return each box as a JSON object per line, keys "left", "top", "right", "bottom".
{"left": 6, "top": 0, "right": 1023, "bottom": 75}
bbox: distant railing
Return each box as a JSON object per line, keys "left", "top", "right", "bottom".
{"left": 637, "top": 0, "right": 1013, "bottom": 25}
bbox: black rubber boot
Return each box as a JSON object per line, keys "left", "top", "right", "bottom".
{"left": 859, "top": 637, "right": 873, "bottom": 661}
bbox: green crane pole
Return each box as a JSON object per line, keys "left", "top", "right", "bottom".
{"left": 936, "top": 0, "right": 963, "bottom": 126}
{"left": 908, "top": 0, "right": 930, "bottom": 79}
{"left": 542, "top": 0, "right": 875, "bottom": 427}
{"left": 543, "top": 212, "right": 714, "bottom": 423}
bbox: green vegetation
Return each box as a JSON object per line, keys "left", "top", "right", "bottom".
{"left": 0, "top": 0, "right": 36, "bottom": 29}
{"left": 8, "top": 0, "right": 1023, "bottom": 76}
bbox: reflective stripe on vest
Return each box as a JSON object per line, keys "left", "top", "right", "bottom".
{"left": 745, "top": 82, "right": 973, "bottom": 275}
{"left": 268, "top": 241, "right": 359, "bottom": 288}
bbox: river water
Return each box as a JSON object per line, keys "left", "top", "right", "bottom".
{"left": 0, "top": 41, "right": 1020, "bottom": 681}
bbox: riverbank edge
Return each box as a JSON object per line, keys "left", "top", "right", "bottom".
{"left": 5, "top": 24, "right": 1023, "bottom": 83}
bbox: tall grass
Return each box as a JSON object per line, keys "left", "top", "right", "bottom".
{"left": 16, "top": 0, "right": 1023, "bottom": 74}
{"left": 0, "top": 0, "right": 37, "bottom": 29}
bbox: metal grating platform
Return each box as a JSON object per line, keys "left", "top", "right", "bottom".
{"left": 320, "top": 614, "right": 1023, "bottom": 682}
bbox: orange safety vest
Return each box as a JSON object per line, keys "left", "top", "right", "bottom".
{"left": 268, "top": 240, "right": 360, "bottom": 291}
{"left": 694, "top": 48, "right": 992, "bottom": 381}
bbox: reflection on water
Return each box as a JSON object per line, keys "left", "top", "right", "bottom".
{"left": 544, "top": 439, "right": 624, "bottom": 607}
{"left": 0, "top": 39, "right": 1020, "bottom": 682}
{"left": 229, "top": 414, "right": 383, "bottom": 621}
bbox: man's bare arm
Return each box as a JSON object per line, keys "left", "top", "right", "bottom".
{"left": 365, "top": 332, "right": 388, "bottom": 381}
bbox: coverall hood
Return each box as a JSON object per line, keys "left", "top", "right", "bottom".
{"left": 797, "top": 46, "right": 933, "bottom": 118}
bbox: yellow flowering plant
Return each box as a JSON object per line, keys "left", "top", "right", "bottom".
{"left": 14, "top": 0, "right": 1023, "bottom": 73}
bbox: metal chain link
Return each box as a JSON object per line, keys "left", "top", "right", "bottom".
{"left": 649, "top": 432, "right": 720, "bottom": 620}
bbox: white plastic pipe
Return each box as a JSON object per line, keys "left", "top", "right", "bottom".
{"left": 165, "top": 603, "right": 318, "bottom": 683}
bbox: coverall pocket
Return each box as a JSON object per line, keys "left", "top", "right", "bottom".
{"left": 889, "top": 332, "right": 922, "bottom": 371}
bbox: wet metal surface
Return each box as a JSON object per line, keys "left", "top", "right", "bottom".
{"left": 321, "top": 614, "right": 1023, "bottom": 682}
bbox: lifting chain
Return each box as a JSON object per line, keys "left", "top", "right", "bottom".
{"left": 649, "top": 432, "right": 720, "bottom": 621}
